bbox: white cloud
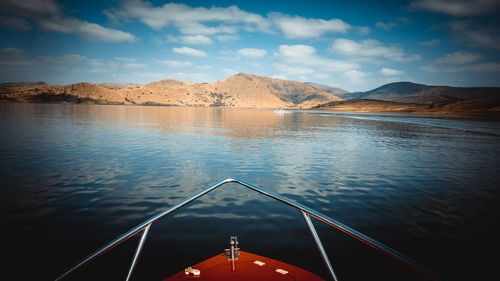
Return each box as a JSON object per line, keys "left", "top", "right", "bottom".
{"left": 123, "top": 62, "right": 146, "bottom": 68}
{"left": 410, "top": 0, "right": 500, "bottom": 16}
{"left": 278, "top": 44, "right": 316, "bottom": 59}
{"left": 0, "top": 0, "right": 136, "bottom": 43}
{"left": 423, "top": 50, "right": 498, "bottom": 73}
{"left": 436, "top": 52, "right": 485, "bottom": 65}
{"left": 195, "top": 65, "right": 212, "bottom": 70}
{"left": 343, "top": 70, "right": 370, "bottom": 83}
{"left": 216, "top": 34, "right": 239, "bottom": 42}
{"left": 115, "top": 71, "right": 169, "bottom": 83}
{"left": 178, "top": 35, "right": 212, "bottom": 45}
{"left": 105, "top": 1, "right": 271, "bottom": 35}
{"left": 273, "top": 63, "right": 315, "bottom": 76}
{"left": 156, "top": 60, "right": 193, "bottom": 67}
{"left": 449, "top": 21, "right": 500, "bottom": 49}
{"left": 422, "top": 63, "right": 500, "bottom": 73}
{"left": 0, "top": 16, "right": 32, "bottom": 30}
{"left": 357, "top": 26, "right": 371, "bottom": 34}
{"left": 178, "top": 23, "right": 237, "bottom": 35}
{"left": 375, "top": 21, "right": 398, "bottom": 30}
{"left": 0, "top": 47, "right": 84, "bottom": 70}
{"left": 168, "top": 35, "right": 213, "bottom": 44}
{"left": 41, "top": 54, "right": 85, "bottom": 65}
{"left": 277, "top": 44, "right": 358, "bottom": 73}
{"left": 0, "top": 47, "right": 25, "bottom": 55}
{"left": 172, "top": 47, "right": 207, "bottom": 57}
{"left": 0, "top": 48, "right": 33, "bottom": 69}
{"left": 86, "top": 58, "right": 119, "bottom": 73}
{"left": 464, "top": 63, "right": 500, "bottom": 72}
{"left": 313, "top": 73, "right": 330, "bottom": 79}
{"left": 418, "top": 39, "right": 440, "bottom": 46}
{"left": 270, "top": 13, "right": 350, "bottom": 38}
{"left": 128, "top": 71, "right": 211, "bottom": 83}
{"left": 237, "top": 48, "right": 267, "bottom": 58}
{"left": 165, "top": 35, "right": 178, "bottom": 43}
{"left": 380, "top": 67, "right": 404, "bottom": 76}
{"left": 329, "top": 38, "right": 422, "bottom": 62}
{"left": 0, "top": 0, "right": 60, "bottom": 17}
{"left": 151, "top": 37, "right": 164, "bottom": 45}
{"left": 38, "top": 16, "right": 136, "bottom": 42}
{"left": 114, "top": 57, "right": 136, "bottom": 62}
{"left": 215, "top": 50, "right": 240, "bottom": 61}
{"left": 397, "top": 17, "right": 411, "bottom": 23}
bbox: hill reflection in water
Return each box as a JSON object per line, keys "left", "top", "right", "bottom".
{"left": 0, "top": 103, "right": 499, "bottom": 281}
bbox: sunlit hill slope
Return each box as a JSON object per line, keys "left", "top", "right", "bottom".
{"left": 0, "top": 73, "right": 342, "bottom": 108}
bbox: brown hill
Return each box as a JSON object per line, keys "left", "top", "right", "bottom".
{"left": 314, "top": 99, "right": 427, "bottom": 112}
{"left": 0, "top": 73, "right": 341, "bottom": 108}
{"left": 0, "top": 82, "right": 125, "bottom": 104}
{"left": 314, "top": 98, "right": 500, "bottom": 116}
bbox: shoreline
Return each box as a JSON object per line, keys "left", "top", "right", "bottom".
{"left": 2, "top": 100, "right": 500, "bottom": 122}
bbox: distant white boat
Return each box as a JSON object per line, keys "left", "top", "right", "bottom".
{"left": 275, "top": 108, "right": 285, "bottom": 114}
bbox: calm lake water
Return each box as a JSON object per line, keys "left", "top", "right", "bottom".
{"left": 1, "top": 103, "right": 499, "bottom": 281}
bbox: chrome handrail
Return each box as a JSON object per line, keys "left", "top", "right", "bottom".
{"left": 55, "top": 178, "right": 442, "bottom": 281}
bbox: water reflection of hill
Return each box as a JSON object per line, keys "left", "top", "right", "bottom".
{"left": 2, "top": 103, "right": 500, "bottom": 281}
{"left": 68, "top": 105, "right": 345, "bottom": 140}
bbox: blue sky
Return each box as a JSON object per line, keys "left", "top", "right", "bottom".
{"left": 0, "top": 0, "right": 499, "bottom": 91}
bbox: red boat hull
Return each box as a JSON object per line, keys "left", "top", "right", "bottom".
{"left": 163, "top": 250, "right": 325, "bottom": 281}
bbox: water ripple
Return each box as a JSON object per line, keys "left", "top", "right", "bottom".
{"left": 0, "top": 104, "right": 499, "bottom": 281}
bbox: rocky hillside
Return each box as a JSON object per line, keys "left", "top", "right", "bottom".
{"left": 0, "top": 73, "right": 342, "bottom": 108}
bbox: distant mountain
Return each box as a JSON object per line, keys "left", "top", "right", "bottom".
{"left": 304, "top": 82, "right": 349, "bottom": 97}
{"left": 0, "top": 73, "right": 342, "bottom": 108}
{"left": 342, "top": 82, "right": 500, "bottom": 104}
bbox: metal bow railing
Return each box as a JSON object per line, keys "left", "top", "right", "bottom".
{"left": 55, "top": 178, "right": 441, "bottom": 281}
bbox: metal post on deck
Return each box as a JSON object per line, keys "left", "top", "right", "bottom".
{"left": 55, "top": 178, "right": 440, "bottom": 281}
{"left": 125, "top": 223, "right": 151, "bottom": 281}
{"left": 302, "top": 211, "right": 339, "bottom": 281}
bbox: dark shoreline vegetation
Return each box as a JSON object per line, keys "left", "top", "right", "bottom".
{"left": 1, "top": 73, "right": 499, "bottom": 118}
